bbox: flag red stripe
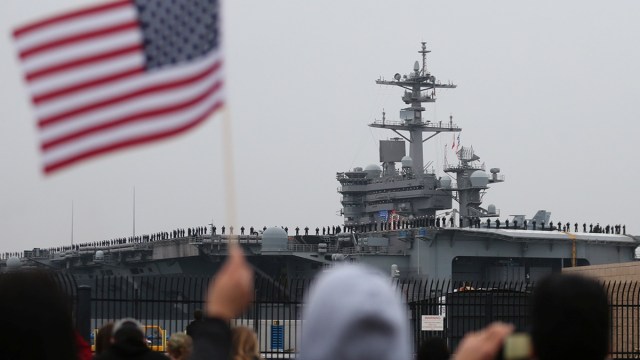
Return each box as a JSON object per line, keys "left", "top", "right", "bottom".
{"left": 39, "top": 60, "right": 222, "bottom": 127}
{"left": 43, "top": 100, "right": 225, "bottom": 174}
{"left": 19, "top": 21, "right": 138, "bottom": 59}
{"left": 13, "top": 0, "right": 132, "bottom": 38}
{"left": 42, "top": 80, "right": 223, "bottom": 150}
{"left": 33, "top": 66, "right": 145, "bottom": 105}
{"left": 27, "top": 44, "right": 142, "bottom": 82}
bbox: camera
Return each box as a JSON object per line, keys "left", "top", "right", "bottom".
{"left": 496, "top": 333, "right": 532, "bottom": 360}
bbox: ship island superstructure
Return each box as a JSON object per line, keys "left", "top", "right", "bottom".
{"left": 337, "top": 42, "right": 505, "bottom": 229}
{"left": 1, "top": 43, "right": 639, "bottom": 283}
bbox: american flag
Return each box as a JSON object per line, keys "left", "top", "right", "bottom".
{"left": 12, "top": 0, "right": 224, "bottom": 174}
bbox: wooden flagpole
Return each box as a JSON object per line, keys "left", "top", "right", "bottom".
{"left": 221, "top": 106, "right": 238, "bottom": 247}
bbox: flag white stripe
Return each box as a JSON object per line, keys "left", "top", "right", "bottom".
{"left": 42, "top": 89, "right": 224, "bottom": 166}
{"left": 40, "top": 68, "right": 224, "bottom": 142}
{"left": 28, "top": 53, "right": 145, "bottom": 97}
{"left": 22, "top": 30, "right": 142, "bottom": 73}
{"left": 35, "top": 51, "right": 222, "bottom": 118}
{"left": 15, "top": 6, "right": 137, "bottom": 52}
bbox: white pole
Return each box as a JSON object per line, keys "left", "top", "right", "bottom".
{"left": 133, "top": 186, "right": 136, "bottom": 238}
{"left": 71, "top": 201, "right": 74, "bottom": 246}
{"left": 222, "top": 107, "right": 237, "bottom": 245}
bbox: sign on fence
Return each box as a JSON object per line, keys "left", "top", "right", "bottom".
{"left": 421, "top": 315, "right": 444, "bottom": 331}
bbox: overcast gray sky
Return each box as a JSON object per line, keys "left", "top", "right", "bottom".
{"left": 1, "top": 0, "right": 639, "bottom": 253}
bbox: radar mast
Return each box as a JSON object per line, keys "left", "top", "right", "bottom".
{"left": 371, "top": 42, "right": 460, "bottom": 176}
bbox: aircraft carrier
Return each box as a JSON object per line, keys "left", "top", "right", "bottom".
{"left": 2, "top": 43, "right": 638, "bottom": 283}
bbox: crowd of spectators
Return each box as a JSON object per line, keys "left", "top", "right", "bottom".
{"left": 0, "top": 240, "right": 613, "bottom": 360}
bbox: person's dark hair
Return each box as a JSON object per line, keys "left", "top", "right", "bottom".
{"left": 417, "top": 337, "right": 449, "bottom": 360}
{"left": 112, "top": 319, "right": 145, "bottom": 345}
{"left": 194, "top": 309, "right": 203, "bottom": 321}
{"left": 95, "top": 323, "right": 114, "bottom": 355}
{"left": 532, "top": 274, "right": 609, "bottom": 360}
{"left": 0, "top": 270, "right": 77, "bottom": 360}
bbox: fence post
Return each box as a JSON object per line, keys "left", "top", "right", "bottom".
{"left": 76, "top": 285, "right": 92, "bottom": 342}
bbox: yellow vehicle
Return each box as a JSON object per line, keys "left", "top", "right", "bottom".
{"left": 143, "top": 325, "right": 167, "bottom": 352}
{"left": 91, "top": 325, "right": 167, "bottom": 353}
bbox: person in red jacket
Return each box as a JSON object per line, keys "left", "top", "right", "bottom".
{"left": 75, "top": 331, "right": 92, "bottom": 360}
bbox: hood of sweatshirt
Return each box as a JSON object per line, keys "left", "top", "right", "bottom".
{"left": 300, "top": 264, "right": 411, "bottom": 360}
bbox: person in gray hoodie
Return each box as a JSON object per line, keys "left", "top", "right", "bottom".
{"left": 300, "top": 265, "right": 411, "bottom": 360}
